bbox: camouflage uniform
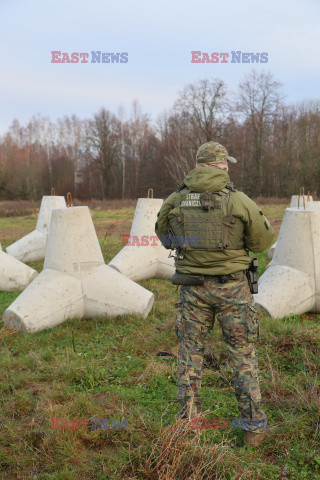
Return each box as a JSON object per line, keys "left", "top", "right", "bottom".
{"left": 155, "top": 142, "right": 275, "bottom": 433}
{"left": 175, "top": 272, "right": 267, "bottom": 432}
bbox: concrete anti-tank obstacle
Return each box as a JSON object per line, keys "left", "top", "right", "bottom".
{"left": 267, "top": 242, "right": 277, "bottom": 261}
{"left": 290, "top": 194, "right": 313, "bottom": 208}
{"left": 267, "top": 193, "right": 315, "bottom": 260}
{"left": 254, "top": 207, "right": 320, "bottom": 318}
{"left": 3, "top": 206, "right": 154, "bottom": 332}
{"left": 108, "top": 192, "right": 175, "bottom": 281}
{"left": 0, "top": 243, "right": 38, "bottom": 292}
{"left": 6, "top": 195, "right": 66, "bottom": 263}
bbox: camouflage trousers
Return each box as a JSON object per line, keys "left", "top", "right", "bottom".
{"left": 175, "top": 271, "right": 267, "bottom": 432}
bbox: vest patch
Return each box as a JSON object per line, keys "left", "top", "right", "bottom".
{"left": 181, "top": 193, "right": 201, "bottom": 207}
{"left": 168, "top": 188, "right": 245, "bottom": 252}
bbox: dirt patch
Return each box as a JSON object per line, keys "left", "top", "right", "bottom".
{"left": 27, "top": 382, "right": 50, "bottom": 397}
{"left": 95, "top": 219, "right": 133, "bottom": 238}
{"left": 300, "top": 313, "right": 320, "bottom": 323}
{"left": 0, "top": 228, "right": 34, "bottom": 242}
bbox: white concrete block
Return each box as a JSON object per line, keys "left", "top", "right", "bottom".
{"left": 267, "top": 195, "right": 318, "bottom": 261}
{"left": 255, "top": 208, "right": 320, "bottom": 318}
{"left": 3, "top": 269, "right": 84, "bottom": 331}
{"left": 267, "top": 241, "right": 277, "bottom": 261}
{"left": 6, "top": 196, "right": 66, "bottom": 262}
{"left": 3, "top": 206, "right": 154, "bottom": 332}
{"left": 0, "top": 243, "right": 38, "bottom": 292}
{"left": 290, "top": 195, "right": 313, "bottom": 209}
{"left": 82, "top": 264, "right": 154, "bottom": 318}
{"left": 109, "top": 198, "right": 175, "bottom": 281}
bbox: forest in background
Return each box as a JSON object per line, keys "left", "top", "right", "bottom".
{"left": 1, "top": 69, "right": 319, "bottom": 200}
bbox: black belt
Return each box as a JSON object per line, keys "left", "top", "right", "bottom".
{"left": 172, "top": 272, "right": 237, "bottom": 286}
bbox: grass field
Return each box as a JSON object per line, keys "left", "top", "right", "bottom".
{"left": 1, "top": 202, "right": 320, "bottom": 479}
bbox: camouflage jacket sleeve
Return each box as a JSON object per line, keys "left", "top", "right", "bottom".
{"left": 232, "top": 192, "right": 276, "bottom": 253}
{"left": 155, "top": 192, "right": 179, "bottom": 246}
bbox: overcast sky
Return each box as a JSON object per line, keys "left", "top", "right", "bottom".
{"left": 0, "top": 0, "right": 319, "bottom": 133}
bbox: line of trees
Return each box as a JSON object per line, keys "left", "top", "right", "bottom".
{"left": 1, "top": 70, "right": 319, "bottom": 200}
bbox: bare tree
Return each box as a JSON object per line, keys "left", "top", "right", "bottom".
{"left": 174, "top": 77, "right": 229, "bottom": 146}
{"left": 123, "top": 100, "right": 151, "bottom": 197}
{"left": 86, "top": 108, "right": 121, "bottom": 198}
{"left": 158, "top": 78, "right": 229, "bottom": 185}
{"left": 237, "top": 70, "right": 284, "bottom": 195}
{"left": 158, "top": 111, "right": 195, "bottom": 184}
{"left": 2, "top": 74, "right": 320, "bottom": 200}
{"left": 117, "top": 105, "right": 126, "bottom": 199}
{"left": 57, "top": 114, "right": 86, "bottom": 170}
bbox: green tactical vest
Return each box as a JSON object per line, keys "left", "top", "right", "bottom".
{"left": 167, "top": 185, "right": 245, "bottom": 252}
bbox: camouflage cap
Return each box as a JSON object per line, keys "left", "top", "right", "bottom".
{"left": 196, "top": 141, "right": 237, "bottom": 164}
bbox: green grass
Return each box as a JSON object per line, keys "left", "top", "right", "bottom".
{"left": 0, "top": 207, "right": 320, "bottom": 479}
{"left": 260, "top": 203, "right": 288, "bottom": 219}
{"left": 0, "top": 215, "right": 38, "bottom": 231}
{"left": 90, "top": 207, "right": 135, "bottom": 222}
